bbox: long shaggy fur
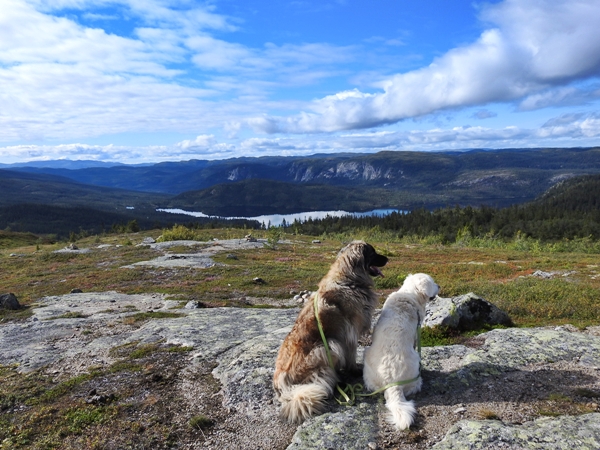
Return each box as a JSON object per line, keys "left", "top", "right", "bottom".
{"left": 363, "top": 273, "right": 439, "bottom": 430}
{"left": 273, "top": 241, "right": 388, "bottom": 423}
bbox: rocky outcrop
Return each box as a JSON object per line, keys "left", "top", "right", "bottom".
{"left": 289, "top": 161, "right": 389, "bottom": 183}
{"left": 1, "top": 291, "right": 599, "bottom": 449}
{"left": 432, "top": 413, "right": 600, "bottom": 449}
{"left": 424, "top": 293, "right": 513, "bottom": 330}
{"left": 122, "top": 238, "right": 266, "bottom": 269}
{"left": 0, "top": 292, "right": 21, "bottom": 310}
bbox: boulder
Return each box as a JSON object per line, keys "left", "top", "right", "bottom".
{"left": 0, "top": 293, "right": 20, "bottom": 310}
{"left": 424, "top": 292, "right": 512, "bottom": 330}
{"left": 432, "top": 413, "right": 600, "bottom": 449}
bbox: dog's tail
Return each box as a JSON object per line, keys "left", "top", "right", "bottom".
{"left": 276, "top": 369, "right": 337, "bottom": 423}
{"left": 383, "top": 385, "right": 417, "bottom": 430}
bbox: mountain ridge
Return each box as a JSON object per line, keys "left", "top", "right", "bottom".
{"left": 10, "top": 147, "right": 600, "bottom": 194}
{"left": 2, "top": 147, "right": 600, "bottom": 236}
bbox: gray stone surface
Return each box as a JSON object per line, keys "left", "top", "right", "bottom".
{"left": 0, "top": 291, "right": 297, "bottom": 373}
{"left": 432, "top": 413, "right": 600, "bottom": 450}
{"left": 424, "top": 292, "right": 512, "bottom": 330}
{"left": 123, "top": 238, "right": 267, "bottom": 268}
{"left": 1, "top": 290, "right": 599, "bottom": 449}
{"left": 464, "top": 327, "right": 600, "bottom": 370}
{"left": 288, "top": 402, "right": 379, "bottom": 450}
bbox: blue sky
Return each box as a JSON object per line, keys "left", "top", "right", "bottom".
{"left": 1, "top": 0, "right": 600, "bottom": 164}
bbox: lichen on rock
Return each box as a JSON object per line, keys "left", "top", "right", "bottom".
{"left": 432, "top": 413, "right": 600, "bottom": 449}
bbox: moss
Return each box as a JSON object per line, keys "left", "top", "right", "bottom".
{"left": 188, "top": 414, "right": 213, "bottom": 430}
{"left": 123, "top": 311, "right": 184, "bottom": 325}
{"left": 46, "top": 311, "right": 90, "bottom": 320}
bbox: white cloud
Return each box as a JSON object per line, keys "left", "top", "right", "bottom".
{"left": 0, "top": 0, "right": 359, "bottom": 143}
{"left": 187, "top": 36, "right": 253, "bottom": 71}
{"left": 2, "top": 0, "right": 599, "bottom": 160}
{"left": 249, "top": 0, "right": 600, "bottom": 134}
{"left": 26, "top": 0, "right": 236, "bottom": 33}
{"left": 3, "top": 111, "right": 600, "bottom": 164}
{"left": 175, "top": 134, "right": 235, "bottom": 155}
{"left": 519, "top": 85, "right": 600, "bottom": 110}
{"left": 538, "top": 112, "right": 600, "bottom": 139}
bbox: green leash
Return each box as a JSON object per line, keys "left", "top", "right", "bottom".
{"left": 313, "top": 294, "right": 422, "bottom": 406}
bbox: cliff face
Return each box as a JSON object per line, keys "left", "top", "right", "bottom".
{"left": 2, "top": 288, "right": 599, "bottom": 449}
{"left": 288, "top": 161, "right": 392, "bottom": 183}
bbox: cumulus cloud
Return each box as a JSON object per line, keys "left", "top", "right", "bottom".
{"left": 519, "top": 85, "right": 600, "bottom": 110}
{"left": 538, "top": 112, "right": 600, "bottom": 139}
{"left": 0, "top": 140, "right": 235, "bottom": 163}
{"left": 176, "top": 134, "right": 216, "bottom": 150}
{"left": 248, "top": 0, "right": 600, "bottom": 134}
{"left": 0, "top": 0, "right": 358, "bottom": 142}
{"left": 175, "top": 134, "right": 235, "bottom": 156}
{"left": 3, "top": 111, "right": 600, "bottom": 164}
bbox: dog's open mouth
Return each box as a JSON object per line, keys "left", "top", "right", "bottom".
{"left": 369, "top": 266, "right": 384, "bottom": 278}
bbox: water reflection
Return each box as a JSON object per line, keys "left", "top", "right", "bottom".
{"left": 156, "top": 208, "right": 402, "bottom": 227}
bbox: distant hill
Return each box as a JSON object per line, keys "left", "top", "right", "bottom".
{"left": 163, "top": 179, "right": 386, "bottom": 216}
{"left": 0, "top": 204, "right": 148, "bottom": 237}
{"left": 11, "top": 148, "right": 600, "bottom": 199}
{"left": 0, "top": 160, "right": 128, "bottom": 170}
{"left": 0, "top": 168, "right": 169, "bottom": 213}
{"left": 287, "top": 174, "right": 600, "bottom": 241}
{"left": 535, "top": 174, "right": 600, "bottom": 211}
{"left": 0, "top": 170, "right": 256, "bottom": 237}
{"left": 3, "top": 148, "right": 600, "bottom": 236}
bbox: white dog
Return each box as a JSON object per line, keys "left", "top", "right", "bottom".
{"left": 363, "top": 273, "right": 439, "bottom": 430}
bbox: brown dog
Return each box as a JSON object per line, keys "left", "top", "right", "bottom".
{"left": 273, "top": 241, "right": 388, "bottom": 423}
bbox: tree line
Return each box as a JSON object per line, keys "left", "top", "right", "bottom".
{"left": 284, "top": 175, "right": 600, "bottom": 242}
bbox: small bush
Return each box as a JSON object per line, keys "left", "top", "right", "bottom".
{"left": 189, "top": 415, "right": 213, "bottom": 430}
{"left": 476, "top": 408, "right": 500, "bottom": 420}
{"left": 264, "top": 227, "right": 284, "bottom": 249}
{"left": 420, "top": 326, "right": 460, "bottom": 347}
{"left": 157, "top": 225, "right": 212, "bottom": 242}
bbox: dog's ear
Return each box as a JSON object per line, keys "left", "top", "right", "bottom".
{"left": 363, "top": 243, "right": 388, "bottom": 268}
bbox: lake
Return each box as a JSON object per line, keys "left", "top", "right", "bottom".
{"left": 156, "top": 208, "right": 403, "bottom": 227}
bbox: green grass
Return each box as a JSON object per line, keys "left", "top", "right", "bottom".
{"left": 109, "top": 341, "right": 193, "bottom": 359}
{"left": 46, "top": 311, "right": 90, "bottom": 320}
{"left": 123, "top": 311, "right": 185, "bottom": 325}
{"left": 420, "top": 326, "right": 461, "bottom": 347}
{"left": 0, "top": 230, "right": 55, "bottom": 249}
{"left": 537, "top": 391, "right": 597, "bottom": 417}
{"left": 35, "top": 373, "right": 99, "bottom": 404}
{"left": 1, "top": 228, "right": 599, "bottom": 329}
{"left": 188, "top": 414, "right": 213, "bottom": 431}
{"left": 62, "top": 406, "right": 115, "bottom": 434}
{"left": 573, "top": 388, "right": 600, "bottom": 398}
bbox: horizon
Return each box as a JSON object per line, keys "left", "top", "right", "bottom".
{"left": 3, "top": 146, "right": 598, "bottom": 167}
{"left": 2, "top": 0, "right": 600, "bottom": 164}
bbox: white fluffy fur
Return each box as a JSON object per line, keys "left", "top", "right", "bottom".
{"left": 363, "top": 273, "right": 439, "bottom": 430}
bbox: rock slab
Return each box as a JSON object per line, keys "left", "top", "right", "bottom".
{"left": 1, "top": 291, "right": 599, "bottom": 449}
{"left": 432, "top": 413, "right": 600, "bottom": 450}
{"left": 424, "top": 292, "right": 512, "bottom": 330}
